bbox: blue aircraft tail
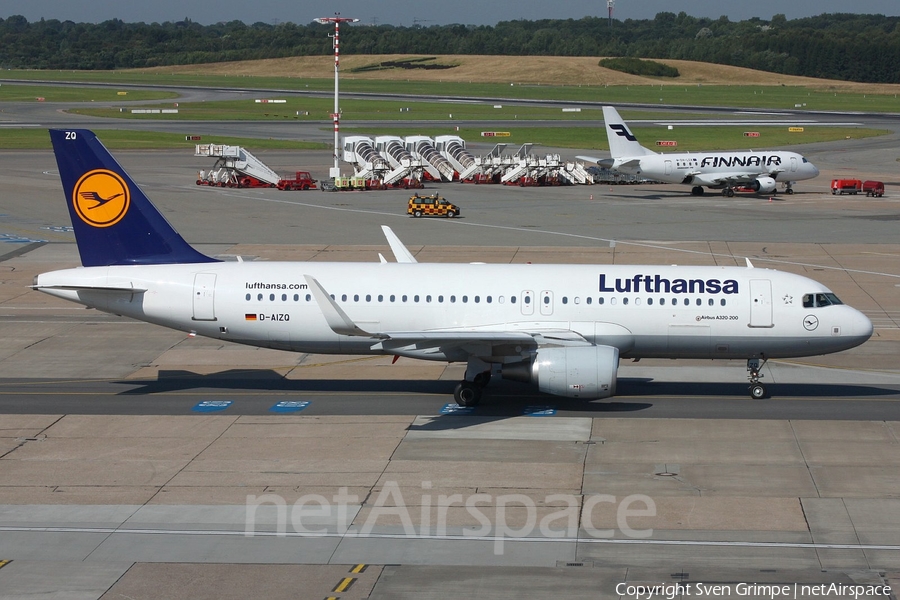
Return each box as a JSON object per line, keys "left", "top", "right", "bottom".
{"left": 49, "top": 129, "right": 217, "bottom": 267}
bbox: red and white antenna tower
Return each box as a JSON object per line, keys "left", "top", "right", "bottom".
{"left": 607, "top": 0, "right": 615, "bottom": 27}
{"left": 315, "top": 14, "right": 359, "bottom": 179}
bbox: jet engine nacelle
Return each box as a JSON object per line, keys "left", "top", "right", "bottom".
{"left": 502, "top": 345, "right": 619, "bottom": 399}
{"left": 750, "top": 176, "right": 777, "bottom": 193}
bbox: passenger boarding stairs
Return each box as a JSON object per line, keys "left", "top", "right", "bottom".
{"left": 195, "top": 144, "right": 281, "bottom": 186}
{"left": 405, "top": 136, "right": 456, "bottom": 181}
{"left": 560, "top": 161, "right": 595, "bottom": 184}
{"left": 500, "top": 144, "right": 535, "bottom": 183}
{"left": 375, "top": 136, "right": 422, "bottom": 185}
{"left": 435, "top": 135, "right": 480, "bottom": 180}
{"left": 343, "top": 136, "right": 388, "bottom": 180}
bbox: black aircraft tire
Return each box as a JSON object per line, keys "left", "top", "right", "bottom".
{"left": 454, "top": 381, "right": 482, "bottom": 407}
{"left": 749, "top": 383, "right": 767, "bottom": 399}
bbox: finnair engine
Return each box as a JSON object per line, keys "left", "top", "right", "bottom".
{"left": 502, "top": 346, "right": 619, "bottom": 399}
{"left": 750, "top": 176, "right": 777, "bottom": 193}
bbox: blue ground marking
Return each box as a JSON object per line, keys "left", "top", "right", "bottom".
{"left": 192, "top": 400, "right": 233, "bottom": 412}
{"left": 440, "top": 403, "right": 476, "bottom": 415}
{"left": 270, "top": 400, "right": 311, "bottom": 413}
{"left": 523, "top": 405, "right": 557, "bottom": 417}
{"left": 0, "top": 234, "right": 47, "bottom": 243}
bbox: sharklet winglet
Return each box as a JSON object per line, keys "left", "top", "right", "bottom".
{"left": 303, "top": 275, "right": 386, "bottom": 338}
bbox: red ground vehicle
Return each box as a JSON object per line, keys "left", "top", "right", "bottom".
{"left": 276, "top": 171, "right": 317, "bottom": 191}
{"left": 831, "top": 179, "right": 863, "bottom": 195}
{"left": 863, "top": 180, "right": 885, "bottom": 197}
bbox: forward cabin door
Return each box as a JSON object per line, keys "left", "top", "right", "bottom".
{"left": 749, "top": 279, "right": 773, "bottom": 328}
{"left": 192, "top": 273, "right": 217, "bottom": 321}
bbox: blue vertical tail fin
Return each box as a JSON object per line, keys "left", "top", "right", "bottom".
{"left": 50, "top": 129, "right": 217, "bottom": 267}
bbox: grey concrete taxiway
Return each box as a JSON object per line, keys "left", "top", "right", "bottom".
{"left": 0, "top": 102, "right": 899, "bottom": 598}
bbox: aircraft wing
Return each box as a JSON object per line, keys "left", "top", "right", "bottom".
{"left": 371, "top": 329, "right": 591, "bottom": 361}
{"left": 700, "top": 171, "right": 770, "bottom": 185}
{"left": 304, "top": 275, "right": 591, "bottom": 360}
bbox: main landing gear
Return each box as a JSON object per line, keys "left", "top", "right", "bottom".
{"left": 453, "top": 359, "right": 493, "bottom": 407}
{"left": 721, "top": 186, "right": 736, "bottom": 198}
{"left": 747, "top": 357, "right": 768, "bottom": 399}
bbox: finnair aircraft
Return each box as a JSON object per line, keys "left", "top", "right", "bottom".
{"left": 36, "top": 129, "right": 870, "bottom": 405}
{"left": 579, "top": 106, "right": 820, "bottom": 196}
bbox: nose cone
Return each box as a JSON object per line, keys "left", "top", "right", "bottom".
{"left": 809, "top": 163, "right": 820, "bottom": 178}
{"left": 843, "top": 307, "right": 874, "bottom": 349}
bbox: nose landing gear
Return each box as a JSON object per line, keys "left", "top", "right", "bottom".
{"left": 747, "top": 357, "right": 768, "bottom": 399}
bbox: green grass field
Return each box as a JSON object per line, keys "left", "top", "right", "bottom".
{"left": 0, "top": 84, "right": 179, "bottom": 102}
{"left": 5, "top": 70, "right": 900, "bottom": 112}
{"left": 67, "top": 97, "right": 609, "bottom": 121}
{"left": 0, "top": 129, "right": 328, "bottom": 150}
{"left": 0, "top": 70, "right": 891, "bottom": 150}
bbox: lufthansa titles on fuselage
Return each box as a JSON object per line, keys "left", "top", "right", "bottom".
{"left": 245, "top": 281, "right": 308, "bottom": 290}
{"left": 599, "top": 274, "right": 740, "bottom": 295}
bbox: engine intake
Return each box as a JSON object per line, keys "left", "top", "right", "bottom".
{"left": 750, "top": 176, "right": 777, "bottom": 193}
{"left": 502, "top": 345, "right": 619, "bottom": 399}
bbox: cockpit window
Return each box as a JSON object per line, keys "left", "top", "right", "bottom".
{"left": 802, "top": 157, "right": 809, "bottom": 163}
{"left": 803, "top": 292, "right": 844, "bottom": 308}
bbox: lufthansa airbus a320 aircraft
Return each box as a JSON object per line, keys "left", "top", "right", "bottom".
{"left": 36, "top": 130, "right": 870, "bottom": 405}
{"left": 579, "top": 106, "right": 820, "bottom": 196}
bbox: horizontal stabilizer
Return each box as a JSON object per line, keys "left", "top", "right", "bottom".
{"left": 31, "top": 284, "right": 147, "bottom": 293}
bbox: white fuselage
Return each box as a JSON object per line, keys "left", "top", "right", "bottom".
{"left": 35, "top": 261, "right": 872, "bottom": 362}
{"left": 614, "top": 150, "right": 820, "bottom": 187}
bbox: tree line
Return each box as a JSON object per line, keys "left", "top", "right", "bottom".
{"left": 1, "top": 12, "right": 899, "bottom": 83}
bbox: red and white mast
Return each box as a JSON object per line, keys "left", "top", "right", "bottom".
{"left": 315, "top": 14, "right": 359, "bottom": 179}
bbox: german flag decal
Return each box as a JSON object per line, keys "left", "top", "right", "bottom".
{"left": 245, "top": 314, "right": 257, "bottom": 321}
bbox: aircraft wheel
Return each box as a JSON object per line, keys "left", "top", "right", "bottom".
{"left": 691, "top": 186, "right": 704, "bottom": 196}
{"left": 726, "top": 189, "right": 735, "bottom": 197}
{"left": 454, "top": 381, "right": 481, "bottom": 407}
{"left": 786, "top": 188, "right": 794, "bottom": 195}
{"left": 749, "top": 383, "right": 767, "bottom": 400}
